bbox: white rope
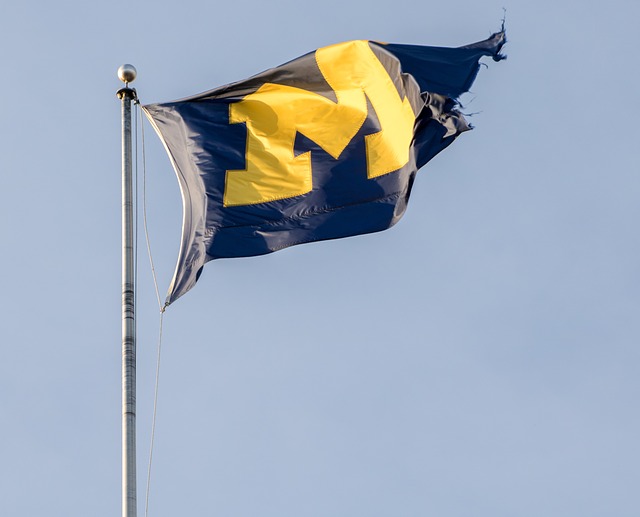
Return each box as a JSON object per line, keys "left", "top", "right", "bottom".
{"left": 145, "top": 310, "right": 164, "bottom": 517}
{"left": 136, "top": 104, "right": 167, "bottom": 517}
{"left": 134, "top": 102, "right": 139, "bottom": 324}
{"left": 140, "top": 107, "right": 164, "bottom": 311}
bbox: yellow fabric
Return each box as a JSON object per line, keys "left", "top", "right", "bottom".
{"left": 225, "top": 40, "right": 416, "bottom": 207}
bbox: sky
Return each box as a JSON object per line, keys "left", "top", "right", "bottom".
{"left": 1, "top": 1, "right": 639, "bottom": 516}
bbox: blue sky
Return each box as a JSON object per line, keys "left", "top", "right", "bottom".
{"left": 1, "top": 1, "right": 638, "bottom": 516}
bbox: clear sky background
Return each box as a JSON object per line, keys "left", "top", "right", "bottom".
{"left": 1, "top": 1, "right": 638, "bottom": 516}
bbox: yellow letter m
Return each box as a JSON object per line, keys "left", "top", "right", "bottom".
{"left": 224, "top": 40, "right": 416, "bottom": 207}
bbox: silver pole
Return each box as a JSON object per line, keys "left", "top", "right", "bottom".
{"left": 117, "top": 64, "right": 138, "bottom": 517}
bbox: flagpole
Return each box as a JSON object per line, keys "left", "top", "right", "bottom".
{"left": 117, "top": 64, "right": 138, "bottom": 517}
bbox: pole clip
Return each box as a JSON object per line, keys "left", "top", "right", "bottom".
{"left": 117, "top": 87, "right": 138, "bottom": 101}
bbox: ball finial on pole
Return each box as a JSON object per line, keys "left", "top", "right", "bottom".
{"left": 118, "top": 64, "right": 137, "bottom": 85}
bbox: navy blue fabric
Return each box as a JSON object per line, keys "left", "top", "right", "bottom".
{"left": 383, "top": 30, "right": 506, "bottom": 98}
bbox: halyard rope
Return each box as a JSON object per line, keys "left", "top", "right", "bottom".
{"left": 136, "top": 103, "right": 166, "bottom": 517}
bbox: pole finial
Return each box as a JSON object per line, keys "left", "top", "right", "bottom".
{"left": 118, "top": 64, "right": 137, "bottom": 85}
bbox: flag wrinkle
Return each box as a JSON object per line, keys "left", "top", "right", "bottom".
{"left": 206, "top": 188, "right": 408, "bottom": 233}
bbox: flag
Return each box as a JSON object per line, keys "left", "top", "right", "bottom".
{"left": 143, "top": 30, "right": 506, "bottom": 305}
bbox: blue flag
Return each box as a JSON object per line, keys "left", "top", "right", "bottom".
{"left": 143, "top": 30, "right": 505, "bottom": 305}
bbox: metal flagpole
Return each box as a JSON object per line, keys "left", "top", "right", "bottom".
{"left": 117, "top": 64, "right": 138, "bottom": 517}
